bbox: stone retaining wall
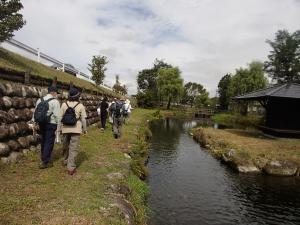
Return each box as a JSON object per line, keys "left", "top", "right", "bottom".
{"left": 0, "top": 81, "right": 103, "bottom": 163}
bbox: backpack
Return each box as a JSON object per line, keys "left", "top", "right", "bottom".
{"left": 61, "top": 102, "right": 80, "bottom": 126}
{"left": 122, "top": 104, "right": 129, "bottom": 116}
{"left": 34, "top": 97, "right": 54, "bottom": 124}
{"left": 114, "top": 101, "right": 123, "bottom": 118}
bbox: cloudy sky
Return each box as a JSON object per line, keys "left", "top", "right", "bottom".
{"left": 7, "top": 0, "right": 300, "bottom": 95}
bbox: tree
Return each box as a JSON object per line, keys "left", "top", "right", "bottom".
{"left": 0, "top": 0, "right": 25, "bottom": 42}
{"left": 264, "top": 30, "right": 300, "bottom": 83}
{"left": 182, "top": 82, "right": 206, "bottom": 107}
{"left": 136, "top": 59, "right": 172, "bottom": 107}
{"left": 195, "top": 91, "right": 210, "bottom": 108}
{"left": 137, "top": 59, "right": 172, "bottom": 92}
{"left": 217, "top": 74, "right": 232, "bottom": 110}
{"left": 88, "top": 55, "right": 108, "bottom": 85}
{"left": 232, "top": 61, "right": 267, "bottom": 96}
{"left": 231, "top": 61, "right": 267, "bottom": 115}
{"left": 157, "top": 67, "right": 184, "bottom": 109}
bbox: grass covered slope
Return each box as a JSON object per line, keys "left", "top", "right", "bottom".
{"left": 0, "top": 109, "right": 153, "bottom": 225}
{"left": 0, "top": 47, "right": 113, "bottom": 95}
{"left": 193, "top": 127, "right": 300, "bottom": 171}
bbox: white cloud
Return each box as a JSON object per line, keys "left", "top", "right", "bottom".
{"left": 7, "top": 0, "right": 300, "bottom": 95}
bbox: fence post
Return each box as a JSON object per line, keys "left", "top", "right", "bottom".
{"left": 62, "top": 63, "right": 65, "bottom": 72}
{"left": 37, "top": 48, "right": 40, "bottom": 62}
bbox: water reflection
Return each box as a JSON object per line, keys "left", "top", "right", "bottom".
{"left": 148, "top": 118, "right": 300, "bottom": 225}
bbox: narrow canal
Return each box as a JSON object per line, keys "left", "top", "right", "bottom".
{"left": 147, "top": 118, "right": 300, "bottom": 225}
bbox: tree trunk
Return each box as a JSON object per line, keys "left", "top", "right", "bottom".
{"left": 167, "top": 96, "right": 171, "bottom": 109}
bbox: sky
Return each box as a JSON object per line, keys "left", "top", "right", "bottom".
{"left": 5, "top": 0, "right": 300, "bottom": 95}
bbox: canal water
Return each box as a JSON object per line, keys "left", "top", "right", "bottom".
{"left": 147, "top": 118, "right": 300, "bottom": 225}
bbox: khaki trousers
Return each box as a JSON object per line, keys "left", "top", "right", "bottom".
{"left": 62, "top": 133, "right": 80, "bottom": 170}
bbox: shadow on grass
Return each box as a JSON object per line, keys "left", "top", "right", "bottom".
{"left": 226, "top": 129, "right": 270, "bottom": 139}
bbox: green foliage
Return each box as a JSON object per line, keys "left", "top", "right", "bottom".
{"left": 217, "top": 62, "right": 267, "bottom": 114}
{"left": 124, "top": 174, "right": 150, "bottom": 224}
{"left": 182, "top": 82, "right": 206, "bottom": 107}
{"left": 212, "top": 113, "right": 263, "bottom": 128}
{"left": 136, "top": 91, "right": 156, "bottom": 108}
{"left": 217, "top": 74, "right": 232, "bottom": 110}
{"left": 88, "top": 55, "right": 108, "bottom": 85}
{"left": 231, "top": 61, "right": 267, "bottom": 96}
{"left": 136, "top": 59, "right": 172, "bottom": 107}
{"left": 264, "top": 29, "right": 300, "bottom": 83}
{"left": 195, "top": 91, "right": 210, "bottom": 108}
{"left": 157, "top": 67, "right": 184, "bottom": 109}
{"left": 0, "top": 0, "right": 25, "bottom": 42}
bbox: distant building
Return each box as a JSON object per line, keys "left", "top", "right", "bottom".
{"left": 234, "top": 83, "right": 300, "bottom": 137}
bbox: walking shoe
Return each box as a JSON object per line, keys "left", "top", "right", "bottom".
{"left": 39, "top": 162, "right": 53, "bottom": 169}
{"left": 39, "top": 162, "right": 47, "bottom": 169}
{"left": 67, "top": 168, "right": 76, "bottom": 176}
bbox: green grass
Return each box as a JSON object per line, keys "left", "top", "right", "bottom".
{"left": 212, "top": 113, "right": 263, "bottom": 128}
{"left": 0, "top": 109, "right": 154, "bottom": 225}
{"left": 193, "top": 127, "right": 300, "bottom": 166}
{"left": 0, "top": 47, "right": 116, "bottom": 96}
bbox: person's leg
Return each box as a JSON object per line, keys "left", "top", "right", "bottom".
{"left": 62, "top": 133, "right": 71, "bottom": 165}
{"left": 42, "top": 123, "right": 57, "bottom": 164}
{"left": 100, "top": 115, "right": 105, "bottom": 129}
{"left": 67, "top": 134, "right": 80, "bottom": 173}
{"left": 39, "top": 124, "right": 46, "bottom": 163}
{"left": 112, "top": 116, "right": 119, "bottom": 138}
{"left": 117, "top": 117, "right": 122, "bottom": 138}
{"left": 102, "top": 115, "right": 107, "bottom": 129}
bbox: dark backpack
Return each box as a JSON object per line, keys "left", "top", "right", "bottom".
{"left": 34, "top": 97, "right": 54, "bottom": 124}
{"left": 122, "top": 104, "right": 129, "bottom": 116}
{"left": 114, "top": 101, "right": 123, "bottom": 118}
{"left": 61, "top": 102, "right": 80, "bottom": 126}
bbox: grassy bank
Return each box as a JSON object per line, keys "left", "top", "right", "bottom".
{"left": 212, "top": 113, "right": 263, "bottom": 128}
{"left": 0, "top": 108, "right": 154, "bottom": 225}
{"left": 192, "top": 127, "right": 300, "bottom": 172}
{"left": 0, "top": 47, "right": 115, "bottom": 96}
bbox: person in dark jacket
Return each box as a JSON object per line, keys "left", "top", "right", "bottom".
{"left": 32, "top": 86, "right": 61, "bottom": 169}
{"left": 99, "top": 97, "right": 109, "bottom": 131}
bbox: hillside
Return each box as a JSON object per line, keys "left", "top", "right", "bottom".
{"left": 0, "top": 47, "right": 114, "bottom": 95}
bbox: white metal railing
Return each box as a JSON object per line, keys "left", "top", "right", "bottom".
{"left": 5, "top": 38, "right": 90, "bottom": 79}
{"left": 3, "top": 38, "right": 113, "bottom": 91}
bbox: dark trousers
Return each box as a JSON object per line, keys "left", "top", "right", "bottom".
{"left": 112, "top": 116, "right": 122, "bottom": 138}
{"left": 39, "top": 123, "right": 57, "bottom": 164}
{"left": 100, "top": 114, "right": 107, "bottom": 129}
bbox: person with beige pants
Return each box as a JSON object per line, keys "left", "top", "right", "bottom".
{"left": 59, "top": 88, "right": 87, "bottom": 175}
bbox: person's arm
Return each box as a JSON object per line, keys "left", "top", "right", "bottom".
{"left": 57, "top": 102, "right": 65, "bottom": 132}
{"left": 52, "top": 100, "right": 61, "bottom": 126}
{"left": 81, "top": 105, "right": 87, "bottom": 133}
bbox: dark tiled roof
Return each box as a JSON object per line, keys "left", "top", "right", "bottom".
{"left": 234, "top": 83, "right": 300, "bottom": 100}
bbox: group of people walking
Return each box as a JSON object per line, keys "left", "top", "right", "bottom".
{"left": 32, "top": 85, "right": 132, "bottom": 176}
{"left": 98, "top": 97, "right": 132, "bottom": 138}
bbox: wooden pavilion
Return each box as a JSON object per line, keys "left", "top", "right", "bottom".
{"left": 234, "top": 83, "right": 300, "bottom": 137}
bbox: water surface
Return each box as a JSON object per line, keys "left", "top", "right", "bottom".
{"left": 147, "top": 118, "right": 300, "bottom": 225}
